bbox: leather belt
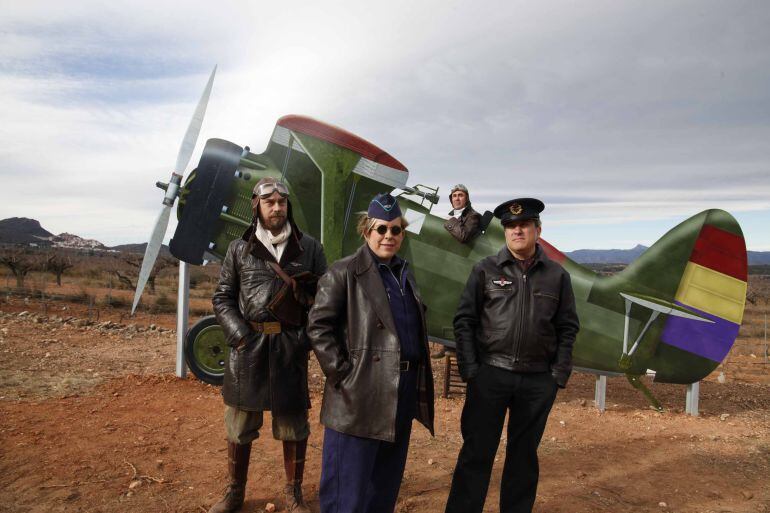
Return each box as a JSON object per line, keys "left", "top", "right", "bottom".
{"left": 399, "top": 361, "right": 418, "bottom": 372}
{"left": 249, "top": 321, "right": 282, "bottom": 334}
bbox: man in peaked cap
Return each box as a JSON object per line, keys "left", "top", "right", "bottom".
{"left": 445, "top": 197, "right": 579, "bottom": 513}
{"left": 444, "top": 184, "right": 482, "bottom": 243}
{"left": 210, "top": 177, "right": 327, "bottom": 513}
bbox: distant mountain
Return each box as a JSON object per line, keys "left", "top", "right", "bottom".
{"left": 565, "top": 244, "right": 770, "bottom": 265}
{"left": 748, "top": 251, "right": 770, "bottom": 265}
{"left": 50, "top": 232, "right": 106, "bottom": 250}
{"left": 2, "top": 216, "right": 769, "bottom": 265}
{"left": 90, "top": 243, "right": 770, "bottom": 264}
{"left": 0, "top": 217, "right": 54, "bottom": 245}
{"left": 0, "top": 217, "right": 171, "bottom": 255}
{"left": 0, "top": 217, "right": 106, "bottom": 250}
{"left": 565, "top": 244, "right": 649, "bottom": 264}
{"left": 110, "top": 243, "right": 172, "bottom": 257}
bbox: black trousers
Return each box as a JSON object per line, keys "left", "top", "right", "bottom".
{"left": 445, "top": 365, "right": 558, "bottom": 513}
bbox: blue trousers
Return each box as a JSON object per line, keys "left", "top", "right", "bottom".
{"left": 319, "top": 370, "right": 417, "bottom": 513}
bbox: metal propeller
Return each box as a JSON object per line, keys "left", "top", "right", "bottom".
{"left": 131, "top": 65, "right": 217, "bottom": 315}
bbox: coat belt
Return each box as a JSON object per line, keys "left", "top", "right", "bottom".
{"left": 249, "top": 320, "right": 282, "bottom": 334}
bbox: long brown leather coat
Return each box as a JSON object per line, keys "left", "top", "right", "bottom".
{"left": 212, "top": 221, "right": 326, "bottom": 413}
{"left": 306, "top": 245, "right": 435, "bottom": 442}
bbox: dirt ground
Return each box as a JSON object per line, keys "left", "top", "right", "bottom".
{"left": 1, "top": 300, "right": 769, "bottom": 513}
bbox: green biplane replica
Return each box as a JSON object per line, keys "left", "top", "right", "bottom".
{"left": 133, "top": 69, "right": 748, "bottom": 410}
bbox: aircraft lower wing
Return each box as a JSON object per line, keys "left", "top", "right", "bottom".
{"left": 619, "top": 292, "right": 714, "bottom": 323}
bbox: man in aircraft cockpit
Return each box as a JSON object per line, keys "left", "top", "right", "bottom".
{"left": 443, "top": 184, "right": 482, "bottom": 243}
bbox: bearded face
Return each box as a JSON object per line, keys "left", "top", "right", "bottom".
{"left": 253, "top": 191, "right": 288, "bottom": 234}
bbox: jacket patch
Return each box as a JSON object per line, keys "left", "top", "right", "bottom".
{"left": 492, "top": 277, "right": 513, "bottom": 287}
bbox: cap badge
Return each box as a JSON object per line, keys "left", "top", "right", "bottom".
{"left": 509, "top": 203, "right": 523, "bottom": 215}
{"left": 373, "top": 198, "right": 394, "bottom": 211}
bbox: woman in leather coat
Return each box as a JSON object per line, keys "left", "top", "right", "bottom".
{"left": 307, "top": 193, "right": 434, "bottom": 513}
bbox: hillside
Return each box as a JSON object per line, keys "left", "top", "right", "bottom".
{"left": 0, "top": 217, "right": 53, "bottom": 245}
{"left": 2, "top": 217, "right": 769, "bottom": 264}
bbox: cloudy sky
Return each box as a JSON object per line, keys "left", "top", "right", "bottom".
{"left": 1, "top": 0, "right": 769, "bottom": 251}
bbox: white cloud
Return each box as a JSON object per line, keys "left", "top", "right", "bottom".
{"left": 0, "top": 0, "right": 769, "bottom": 251}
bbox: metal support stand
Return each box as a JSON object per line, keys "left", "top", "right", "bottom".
{"left": 176, "top": 261, "right": 190, "bottom": 378}
{"left": 595, "top": 374, "right": 607, "bottom": 412}
{"left": 686, "top": 381, "right": 700, "bottom": 416}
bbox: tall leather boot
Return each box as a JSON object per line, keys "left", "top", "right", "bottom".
{"left": 208, "top": 442, "right": 251, "bottom": 513}
{"left": 283, "top": 439, "right": 310, "bottom": 513}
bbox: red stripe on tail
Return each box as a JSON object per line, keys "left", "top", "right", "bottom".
{"left": 539, "top": 239, "right": 566, "bottom": 264}
{"left": 689, "top": 224, "right": 747, "bottom": 281}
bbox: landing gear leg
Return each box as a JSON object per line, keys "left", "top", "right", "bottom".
{"left": 626, "top": 374, "right": 663, "bottom": 412}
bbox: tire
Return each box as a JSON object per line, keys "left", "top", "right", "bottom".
{"left": 185, "top": 315, "right": 229, "bottom": 385}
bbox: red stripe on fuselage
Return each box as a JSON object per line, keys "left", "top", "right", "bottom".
{"left": 689, "top": 224, "right": 747, "bottom": 281}
{"left": 276, "top": 115, "right": 408, "bottom": 172}
{"left": 539, "top": 239, "right": 566, "bottom": 264}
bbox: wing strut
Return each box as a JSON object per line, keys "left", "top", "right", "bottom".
{"left": 617, "top": 292, "right": 715, "bottom": 412}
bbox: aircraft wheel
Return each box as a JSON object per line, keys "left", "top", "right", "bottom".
{"left": 185, "top": 315, "right": 228, "bottom": 386}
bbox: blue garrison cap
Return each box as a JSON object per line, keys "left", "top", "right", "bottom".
{"left": 367, "top": 193, "right": 402, "bottom": 221}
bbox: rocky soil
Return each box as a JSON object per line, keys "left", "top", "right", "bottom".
{"left": 1, "top": 306, "right": 769, "bottom": 513}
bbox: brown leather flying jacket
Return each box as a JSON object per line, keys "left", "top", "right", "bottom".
{"left": 306, "top": 245, "right": 435, "bottom": 442}
{"left": 212, "top": 220, "right": 326, "bottom": 413}
{"left": 453, "top": 244, "right": 579, "bottom": 387}
{"left": 444, "top": 205, "right": 482, "bottom": 243}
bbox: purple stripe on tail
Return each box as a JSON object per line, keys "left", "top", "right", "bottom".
{"left": 660, "top": 302, "right": 740, "bottom": 363}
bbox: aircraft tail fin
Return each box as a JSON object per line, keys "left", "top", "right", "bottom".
{"left": 617, "top": 209, "right": 748, "bottom": 383}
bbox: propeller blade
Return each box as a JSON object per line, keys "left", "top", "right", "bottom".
{"left": 132, "top": 65, "right": 217, "bottom": 315}
{"left": 131, "top": 205, "right": 172, "bottom": 314}
{"left": 175, "top": 64, "right": 217, "bottom": 174}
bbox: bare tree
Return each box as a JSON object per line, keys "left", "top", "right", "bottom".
{"left": 45, "top": 252, "right": 74, "bottom": 286}
{"left": 113, "top": 269, "right": 135, "bottom": 290}
{"left": 114, "top": 254, "right": 177, "bottom": 295}
{"left": 0, "top": 249, "right": 37, "bottom": 288}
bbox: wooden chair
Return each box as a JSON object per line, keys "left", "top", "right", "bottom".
{"left": 442, "top": 350, "right": 466, "bottom": 398}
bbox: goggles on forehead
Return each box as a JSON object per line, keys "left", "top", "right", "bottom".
{"left": 253, "top": 181, "right": 289, "bottom": 199}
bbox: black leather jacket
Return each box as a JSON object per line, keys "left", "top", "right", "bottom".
{"left": 306, "top": 245, "right": 435, "bottom": 442}
{"left": 212, "top": 220, "right": 326, "bottom": 413}
{"left": 454, "top": 244, "right": 579, "bottom": 387}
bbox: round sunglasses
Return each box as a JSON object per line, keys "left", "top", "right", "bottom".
{"left": 373, "top": 224, "right": 403, "bottom": 236}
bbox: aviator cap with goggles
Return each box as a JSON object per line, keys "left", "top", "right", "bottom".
{"left": 252, "top": 177, "right": 290, "bottom": 199}
{"left": 448, "top": 183, "right": 470, "bottom": 200}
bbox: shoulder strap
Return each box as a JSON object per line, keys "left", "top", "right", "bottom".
{"left": 268, "top": 261, "right": 296, "bottom": 290}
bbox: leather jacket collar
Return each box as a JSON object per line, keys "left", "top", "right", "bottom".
{"left": 447, "top": 203, "right": 474, "bottom": 217}
{"left": 364, "top": 245, "right": 406, "bottom": 274}
{"left": 496, "top": 243, "right": 547, "bottom": 269}
{"left": 241, "top": 218, "right": 304, "bottom": 266}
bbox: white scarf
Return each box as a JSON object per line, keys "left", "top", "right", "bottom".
{"left": 255, "top": 219, "right": 292, "bottom": 262}
{"left": 451, "top": 208, "right": 464, "bottom": 219}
